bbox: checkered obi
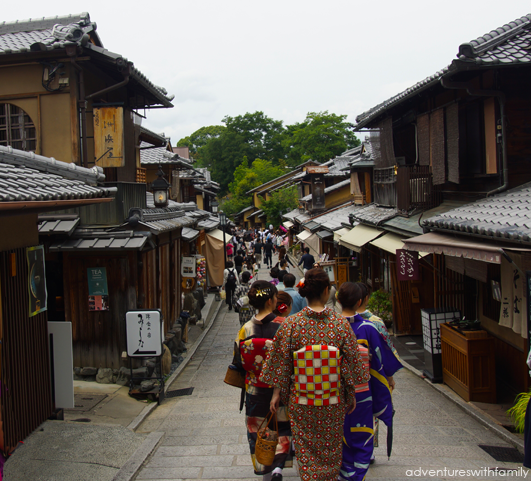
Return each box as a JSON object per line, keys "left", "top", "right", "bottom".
{"left": 292, "top": 345, "right": 342, "bottom": 406}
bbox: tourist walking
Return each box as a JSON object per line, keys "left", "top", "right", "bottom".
{"left": 261, "top": 268, "right": 368, "bottom": 481}
{"left": 234, "top": 281, "right": 292, "bottom": 481}
{"left": 298, "top": 247, "right": 315, "bottom": 274}
{"left": 222, "top": 261, "right": 240, "bottom": 311}
{"left": 282, "top": 273, "right": 306, "bottom": 314}
{"left": 337, "top": 282, "right": 402, "bottom": 481}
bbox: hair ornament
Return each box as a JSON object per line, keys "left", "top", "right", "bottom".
{"left": 277, "top": 303, "right": 288, "bottom": 314}
{"left": 255, "top": 288, "right": 270, "bottom": 297}
{"left": 296, "top": 278, "right": 305, "bottom": 289}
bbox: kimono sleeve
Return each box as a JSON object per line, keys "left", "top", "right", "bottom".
{"left": 260, "top": 321, "right": 293, "bottom": 403}
{"left": 367, "top": 324, "right": 402, "bottom": 377}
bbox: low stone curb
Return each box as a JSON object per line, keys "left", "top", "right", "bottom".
{"left": 111, "top": 431, "right": 164, "bottom": 481}
{"left": 400, "top": 359, "right": 525, "bottom": 453}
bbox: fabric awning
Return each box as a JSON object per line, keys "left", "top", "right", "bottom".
{"left": 402, "top": 232, "right": 531, "bottom": 264}
{"left": 339, "top": 224, "right": 383, "bottom": 252}
{"left": 370, "top": 232, "right": 431, "bottom": 258}
{"left": 305, "top": 233, "right": 321, "bottom": 257}
{"left": 206, "top": 228, "right": 229, "bottom": 243}
{"left": 283, "top": 221, "right": 294, "bottom": 229}
{"left": 296, "top": 230, "right": 312, "bottom": 242}
{"left": 333, "top": 227, "right": 351, "bottom": 242}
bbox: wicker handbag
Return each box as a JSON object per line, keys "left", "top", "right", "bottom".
{"left": 224, "top": 365, "right": 246, "bottom": 389}
{"left": 255, "top": 412, "right": 279, "bottom": 466}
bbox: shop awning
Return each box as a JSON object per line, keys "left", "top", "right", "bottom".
{"left": 370, "top": 232, "right": 431, "bottom": 258}
{"left": 283, "top": 221, "right": 294, "bottom": 229}
{"left": 296, "top": 230, "right": 312, "bottom": 242}
{"left": 206, "top": 228, "right": 229, "bottom": 243}
{"left": 402, "top": 232, "right": 531, "bottom": 264}
{"left": 339, "top": 224, "right": 383, "bottom": 252}
{"left": 333, "top": 227, "right": 351, "bottom": 242}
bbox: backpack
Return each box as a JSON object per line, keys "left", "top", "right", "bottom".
{"left": 226, "top": 269, "right": 237, "bottom": 289}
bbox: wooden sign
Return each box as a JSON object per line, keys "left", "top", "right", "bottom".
{"left": 306, "top": 166, "right": 329, "bottom": 174}
{"left": 93, "top": 107, "right": 125, "bottom": 167}
{"left": 337, "top": 263, "right": 348, "bottom": 287}
{"left": 396, "top": 249, "right": 419, "bottom": 281}
{"left": 312, "top": 174, "right": 325, "bottom": 210}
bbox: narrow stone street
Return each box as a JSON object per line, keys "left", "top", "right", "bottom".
{"left": 135, "top": 262, "right": 526, "bottom": 481}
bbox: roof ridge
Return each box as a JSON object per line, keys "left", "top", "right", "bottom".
{"left": 0, "top": 12, "right": 90, "bottom": 35}
{"left": 458, "top": 13, "right": 531, "bottom": 59}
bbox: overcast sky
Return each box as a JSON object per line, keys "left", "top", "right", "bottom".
{"left": 3, "top": 1, "right": 531, "bottom": 144}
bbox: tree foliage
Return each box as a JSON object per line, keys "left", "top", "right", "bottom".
{"left": 283, "top": 111, "right": 360, "bottom": 166}
{"left": 260, "top": 186, "right": 299, "bottom": 227}
{"left": 176, "top": 125, "right": 226, "bottom": 163}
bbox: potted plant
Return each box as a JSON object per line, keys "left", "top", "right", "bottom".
{"left": 367, "top": 289, "right": 393, "bottom": 327}
{"left": 507, "top": 390, "right": 531, "bottom": 433}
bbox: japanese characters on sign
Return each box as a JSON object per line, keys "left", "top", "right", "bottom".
{"left": 93, "top": 107, "right": 125, "bottom": 168}
{"left": 396, "top": 249, "right": 420, "bottom": 281}
{"left": 87, "top": 267, "right": 109, "bottom": 311}
{"left": 181, "top": 257, "right": 196, "bottom": 278}
{"left": 27, "top": 245, "right": 47, "bottom": 317}
{"left": 126, "top": 310, "right": 163, "bottom": 357}
{"left": 312, "top": 174, "right": 325, "bottom": 210}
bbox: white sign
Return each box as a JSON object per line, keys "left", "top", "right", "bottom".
{"left": 126, "top": 310, "right": 163, "bottom": 357}
{"left": 181, "top": 257, "right": 196, "bottom": 278}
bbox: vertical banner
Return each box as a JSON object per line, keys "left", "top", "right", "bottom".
{"left": 87, "top": 267, "right": 109, "bottom": 311}
{"left": 396, "top": 249, "right": 420, "bottom": 281}
{"left": 27, "top": 245, "right": 47, "bottom": 317}
{"left": 312, "top": 174, "right": 325, "bottom": 210}
{"left": 93, "top": 107, "right": 125, "bottom": 167}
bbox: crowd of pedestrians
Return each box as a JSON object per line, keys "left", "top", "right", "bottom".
{"left": 224, "top": 224, "right": 402, "bottom": 481}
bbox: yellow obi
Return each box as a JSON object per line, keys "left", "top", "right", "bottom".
{"left": 292, "top": 345, "right": 341, "bottom": 406}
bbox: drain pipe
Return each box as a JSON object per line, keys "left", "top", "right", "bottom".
{"left": 440, "top": 77, "right": 508, "bottom": 197}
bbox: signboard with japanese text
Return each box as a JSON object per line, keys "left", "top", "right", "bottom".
{"left": 312, "top": 174, "right": 326, "bottom": 210}
{"left": 93, "top": 107, "right": 125, "bottom": 167}
{"left": 87, "top": 267, "right": 109, "bottom": 311}
{"left": 181, "top": 257, "right": 196, "bottom": 278}
{"left": 306, "top": 166, "right": 329, "bottom": 174}
{"left": 126, "top": 310, "right": 163, "bottom": 357}
{"left": 396, "top": 249, "right": 420, "bottom": 281}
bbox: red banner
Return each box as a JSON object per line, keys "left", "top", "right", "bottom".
{"left": 396, "top": 249, "right": 419, "bottom": 281}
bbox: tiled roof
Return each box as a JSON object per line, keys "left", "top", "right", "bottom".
{"left": 182, "top": 227, "right": 200, "bottom": 241}
{"left": 423, "top": 182, "right": 531, "bottom": 244}
{"left": 38, "top": 216, "right": 79, "bottom": 235}
{"left": 140, "top": 142, "right": 189, "bottom": 165}
{"left": 456, "top": 14, "right": 531, "bottom": 66}
{"left": 197, "top": 216, "right": 219, "bottom": 231}
{"left": 282, "top": 208, "right": 301, "bottom": 221}
{"left": 0, "top": 145, "right": 114, "bottom": 202}
{"left": 306, "top": 203, "right": 360, "bottom": 231}
{"left": 139, "top": 126, "right": 167, "bottom": 147}
{"left": 49, "top": 231, "right": 148, "bottom": 251}
{"left": 355, "top": 14, "right": 531, "bottom": 129}
{"left": 350, "top": 203, "right": 398, "bottom": 226}
{"left": 301, "top": 178, "right": 351, "bottom": 202}
{"left": 0, "top": 13, "right": 173, "bottom": 108}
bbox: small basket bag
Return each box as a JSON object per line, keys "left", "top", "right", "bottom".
{"left": 255, "top": 412, "right": 279, "bottom": 466}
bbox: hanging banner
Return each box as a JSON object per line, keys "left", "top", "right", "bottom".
{"left": 27, "top": 245, "right": 47, "bottom": 317}
{"left": 87, "top": 267, "right": 109, "bottom": 311}
{"left": 396, "top": 249, "right": 420, "bottom": 281}
{"left": 312, "top": 174, "right": 325, "bottom": 210}
{"left": 93, "top": 107, "right": 125, "bottom": 167}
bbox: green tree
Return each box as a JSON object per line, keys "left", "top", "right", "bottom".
{"left": 177, "top": 125, "right": 226, "bottom": 165}
{"left": 283, "top": 111, "right": 360, "bottom": 166}
{"left": 260, "top": 186, "right": 299, "bottom": 227}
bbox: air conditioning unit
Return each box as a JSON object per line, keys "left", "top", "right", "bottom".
{"left": 410, "top": 178, "right": 430, "bottom": 204}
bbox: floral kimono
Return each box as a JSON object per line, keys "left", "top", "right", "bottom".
{"left": 235, "top": 314, "right": 293, "bottom": 475}
{"left": 261, "top": 307, "right": 368, "bottom": 481}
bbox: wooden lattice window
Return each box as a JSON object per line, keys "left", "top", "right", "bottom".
{"left": 0, "top": 104, "right": 37, "bottom": 152}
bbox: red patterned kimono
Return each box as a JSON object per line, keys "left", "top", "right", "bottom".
{"left": 261, "top": 307, "right": 368, "bottom": 481}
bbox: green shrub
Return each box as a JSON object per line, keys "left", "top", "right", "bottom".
{"left": 507, "top": 390, "right": 531, "bottom": 433}
{"left": 367, "top": 289, "right": 393, "bottom": 325}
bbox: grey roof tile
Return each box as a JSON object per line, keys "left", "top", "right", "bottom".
{"left": 350, "top": 203, "right": 398, "bottom": 226}
{"left": 423, "top": 181, "right": 531, "bottom": 245}
{"left": 356, "top": 14, "right": 531, "bottom": 129}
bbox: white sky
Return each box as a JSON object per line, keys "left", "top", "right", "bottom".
{"left": 3, "top": 1, "right": 531, "bottom": 143}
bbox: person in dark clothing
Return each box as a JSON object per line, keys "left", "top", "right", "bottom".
{"left": 253, "top": 240, "right": 264, "bottom": 268}
{"left": 263, "top": 240, "right": 274, "bottom": 268}
{"left": 234, "top": 250, "right": 244, "bottom": 274}
{"left": 298, "top": 247, "right": 315, "bottom": 273}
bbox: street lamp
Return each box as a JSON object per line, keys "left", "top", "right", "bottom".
{"left": 219, "top": 211, "right": 227, "bottom": 268}
{"left": 151, "top": 165, "right": 170, "bottom": 208}
{"left": 211, "top": 200, "right": 219, "bottom": 214}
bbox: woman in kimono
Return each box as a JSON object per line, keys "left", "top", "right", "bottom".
{"left": 337, "top": 282, "right": 402, "bottom": 481}
{"left": 235, "top": 280, "right": 292, "bottom": 481}
{"left": 261, "top": 268, "right": 368, "bottom": 481}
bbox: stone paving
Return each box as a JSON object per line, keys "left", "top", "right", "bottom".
{"left": 136, "top": 259, "right": 527, "bottom": 481}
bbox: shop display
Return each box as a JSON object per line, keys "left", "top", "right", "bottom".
{"left": 196, "top": 256, "right": 207, "bottom": 290}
